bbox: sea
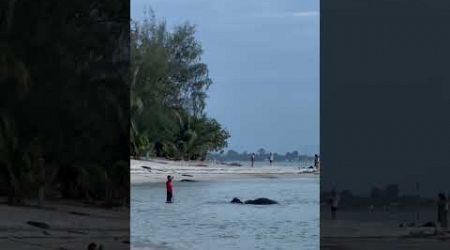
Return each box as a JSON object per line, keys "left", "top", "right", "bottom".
{"left": 131, "top": 176, "right": 319, "bottom": 250}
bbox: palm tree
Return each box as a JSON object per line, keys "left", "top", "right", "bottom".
{"left": 0, "top": 49, "right": 34, "bottom": 205}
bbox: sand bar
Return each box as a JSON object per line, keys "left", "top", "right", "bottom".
{"left": 131, "top": 158, "right": 318, "bottom": 184}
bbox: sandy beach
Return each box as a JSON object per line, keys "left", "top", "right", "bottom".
{"left": 131, "top": 158, "right": 318, "bottom": 184}
{"left": 0, "top": 200, "right": 129, "bottom": 250}
{"left": 321, "top": 206, "right": 450, "bottom": 249}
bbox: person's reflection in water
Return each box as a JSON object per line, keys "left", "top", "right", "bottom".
{"left": 331, "top": 189, "right": 340, "bottom": 220}
{"left": 437, "top": 193, "right": 448, "bottom": 230}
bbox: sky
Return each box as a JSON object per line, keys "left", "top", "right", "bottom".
{"left": 131, "top": 0, "right": 319, "bottom": 155}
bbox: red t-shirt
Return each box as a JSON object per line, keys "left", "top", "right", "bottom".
{"left": 166, "top": 180, "right": 173, "bottom": 193}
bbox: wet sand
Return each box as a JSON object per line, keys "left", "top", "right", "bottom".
{"left": 0, "top": 200, "right": 129, "bottom": 250}
{"left": 321, "top": 205, "right": 450, "bottom": 249}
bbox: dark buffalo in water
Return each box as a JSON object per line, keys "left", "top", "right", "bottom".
{"left": 230, "top": 197, "right": 244, "bottom": 204}
{"left": 230, "top": 197, "right": 278, "bottom": 205}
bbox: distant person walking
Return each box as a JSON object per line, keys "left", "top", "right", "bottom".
{"left": 437, "top": 193, "right": 448, "bottom": 229}
{"left": 314, "top": 154, "right": 320, "bottom": 170}
{"left": 166, "top": 175, "right": 174, "bottom": 203}
{"left": 331, "top": 189, "right": 340, "bottom": 220}
{"left": 269, "top": 152, "right": 274, "bottom": 166}
{"left": 251, "top": 153, "right": 256, "bottom": 167}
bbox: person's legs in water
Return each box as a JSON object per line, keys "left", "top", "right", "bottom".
{"left": 443, "top": 210, "right": 448, "bottom": 229}
{"left": 167, "top": 191, "right": 173, "bottom": 203}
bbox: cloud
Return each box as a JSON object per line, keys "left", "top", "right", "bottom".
{"left": 251, "top": 10, "right": 319, "bottom": 19}
{"left": 292, "top": 11, "right": 319, "bottom": 17}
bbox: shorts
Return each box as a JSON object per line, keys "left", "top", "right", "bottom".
{"left": 167, "top": 191, "right": 173, "bottom": 202}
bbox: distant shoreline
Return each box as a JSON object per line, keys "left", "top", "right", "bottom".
{"left": 131, "top": 158, "right": 319, "bottom": 184}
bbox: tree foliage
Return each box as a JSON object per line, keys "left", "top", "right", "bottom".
{"left": 209, "top": 149, "right": 314, "bottom": 163}
{"left": 131, "top": 11, "right": 229, "bottom": 160}
{"left": 1, "top": 0, "right": 129, "bottom": 206}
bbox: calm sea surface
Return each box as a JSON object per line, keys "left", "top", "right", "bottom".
{"left": 131, "top": 177, "right": 319, "bottom": 250}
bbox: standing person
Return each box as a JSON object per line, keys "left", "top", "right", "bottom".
{"left": 269, "top": 152, "right": 274, "bottom": 166}
{"left": 438, "top": 193, "right": 448, "bottom": 229}
{"left": 37, "top": 157, "right": 45, "bottom": 207}
{"left": 331, "top": 189, "right": 340, "bottom": 220}
{"left": 251, "top": 153, "right": 256, "bottom": 167}
{"left": 314, "top": 154, "right": 320, "bottom": 170}
{"left": 166, "top": 175, "right": 174, "bottom": 203}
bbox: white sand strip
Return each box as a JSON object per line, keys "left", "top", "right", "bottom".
{"left": 131, "top": 158, "right": 318, "bottom": 184}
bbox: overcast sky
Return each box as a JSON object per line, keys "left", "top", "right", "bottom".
{"left": 132, "top": 0, "right": 319, "bottom": 155}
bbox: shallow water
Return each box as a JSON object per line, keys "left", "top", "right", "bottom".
{"left": 131, "top": 177, "right": 319, "bottom": 250}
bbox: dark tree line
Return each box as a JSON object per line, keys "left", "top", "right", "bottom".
{"left": 208, "top": 149, "right": 314, "bottom": 162}
{"left": 0, "top": 0, "right": 129, "bottom": 206}
{"left": 130, "top": 11, "right": 230, "bottom": 161}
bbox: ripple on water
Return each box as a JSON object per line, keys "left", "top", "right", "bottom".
{"left": 131, "top": 178, "right": 319, "bottom": 249}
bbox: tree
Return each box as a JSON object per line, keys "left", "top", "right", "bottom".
{"left": 257, "top": 148, "right": 266, "bottom": 157}
{"left": 1, "top": 0, "right": 130, "bottom": 205}
{"left": 131, "top": 11, "right": 229, "bottom": 160}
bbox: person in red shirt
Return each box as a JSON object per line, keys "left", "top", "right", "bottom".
{"left": 166, "top": 175, "right": 173, "bottom": 203}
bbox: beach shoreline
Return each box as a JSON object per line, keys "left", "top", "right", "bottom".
{"left": 0, "top": 199, "right": 129, "bottom": 250}
{"left": 131, "top": 158, "right": 319, "bottom": 184}
{"left": 320, "top": 205, "right": 450, "bottom": 249}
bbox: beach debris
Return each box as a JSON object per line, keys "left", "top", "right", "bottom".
{"left": 400, "top": 221, "right": 436, "bottom": 228}
{"left": 69, "top": 211, "right": 90, "bottom": 216}
{"left": 148, "top": 159, "right": 168, "bottom": 164}
{"left": 421, "top": 221, "right": 436, "bottom": 227}
{"left": 219, "top": 161, "right": 242, "bottom": 167}
{"left": 68, "top": 230, "right": 88, "bottom": 235}
{"left": 407, "top": 229, "right": 436, "bottom": 238}
{"left": 180, "top": 179, "right": 197, "bottom": 182}
{"left": 141, "top": 166, "right": 152, "bottom": 172}
{"left": 88, "top": 242, "right": 103, "bottom": 250}
{"left": 26, "top": 221, "right": 50, "bottom": 229}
